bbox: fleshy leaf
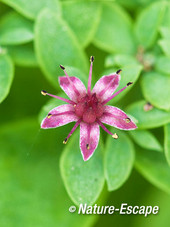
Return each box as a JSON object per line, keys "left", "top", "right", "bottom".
{"left": 60, "top": 131, "right": 104, "bottom": 205}
{"left": 0, "top": 12, "right": 34, "bottom": 45}
{"left": 104, "top": 130, "right": 134, "bottom": 191}
{"left": 135, "top": 148, "right": 170, "bottom": 194}
{"left": 155, "top": 55, "right": 170, "bottom": 75}
{"left": 61, "top": 1, "right": 101, "bottom": 47}
{"left": 1, "top": 0, "right": 61, "bottom": 20}
{"left": 158, "top": 39, "right": 170, "bottom": 57}
{"left": 102, "top": 64, "right": 142, "bottom": 103}
{"left": 141, "top": 72, "right": 170, "bottom": 111}
{"left": 0, "top": 53, "right": 14, "bottom": 103}
{"left": 105, "top": 54, "right": 139, "bottom": 68}
{"left": 0, "top": 119, "right": 98, "bottom": 226}
{"left": 126, "top": 100, "right": 170, "bottom": 129}
{"left": 6, "top": 42, "right": 38, "bottom": 67}
{"left": 160, "top": 26, "right": 170, "bottom": 39}
{"left": 134, "top": 1, "right": 165, "bottom": 49}
{"left": 164, "top": 123, "right": 170, "bottom": 166}
{"left": 129, "top": 129, "right": 163, "bottom": 152}
{"left": 35, "top": 9, "right": 88, "bottom": 88}
{"left": 93, "top": 3, "right": 135, "bottom": 54}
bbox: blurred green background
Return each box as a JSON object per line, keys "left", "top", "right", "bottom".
{"left": 0, "top": 0, "right": 170, "bottom": 226}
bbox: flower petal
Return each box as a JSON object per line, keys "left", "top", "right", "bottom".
{"left": 59, "top": 76, "right": 86, "bottom": 102}
{"left": 41, "top": 104, "right": 79, "bottom": 129}
{"left": 99, "top": 105, "right": 137, "bottom": 130}
{"left": 92, "top": 73, "right": 120, "bottom": 102}
{"left": 80, "top": 122, "right": 100, "bottom": 161}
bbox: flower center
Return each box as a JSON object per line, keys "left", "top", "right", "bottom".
{"left": 74, "top": 93, "right": 104, "bottom": 123}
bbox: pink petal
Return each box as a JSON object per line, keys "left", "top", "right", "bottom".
{"left": 92, "top": 73, "right": 120, "bottom": 102}
{"left": 59, "top": 76, "right": 86, "bottom": 102}
{"left": 99, "top": 105, "right": 137, "bottom": 130}
{"left": 80, "top": 122, "right": 100, "bottom": 161}
{"left": 41, "top": 104, "right": 79, "bottom": 129}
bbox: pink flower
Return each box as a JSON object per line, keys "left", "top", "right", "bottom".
{"left": 41, "top": 56, "right": 137, "bottom": 161}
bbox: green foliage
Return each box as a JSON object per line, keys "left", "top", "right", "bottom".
{"left": 134, "top": 1, "right": 165, "bottom": 49}
{"left": 141, "top": 71, "right": 170, "bottom": 111}
{"left": 93, "top": 3, "right": 135, "bottom": 54}
{"left": 129, "top": 129, "right": 163, "bottom": 152}
{"left": 126, "top": 100, "right": 170, "bottom": 129}
{"left": 6, "top": 42, "right": 38, "bottom": 67}
{"left": 1, "top": 0, "right": 61, "bottom": 20}
{"left": 164, "top": 123, "right": 170, "bottom": 166}
{"left": 35, "top": 9, "right": 88, "bottom": 88}
{"left": 104, "top": 130, "right": 134, "bottom": 191}
{"left": 60, "top": 131, "right": 105, "bottom": 206}
{"left": 135, "top": 148, "right": 170, "bottom": 194}
{"left": 0, "top": 12, "right": 34, "bottom": 45}
{"left": 61, "top": 1, "right": 101, "bottom": 47}
{"left": 0, "top": 119, "right": 97, "bottom": 227}
{"left": 0, "top": 53, "right": 14, "bottom": 103}
{"left": 1, "top": 0, "right": 170, "bottom": 225}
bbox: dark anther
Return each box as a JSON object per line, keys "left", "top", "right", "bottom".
{"left": 90, "top": 56, "right": 94, "bottom": 62}
{"left": 127, "top": 82, "right": 133, "bottom": 86}
{"left": 41, "top": 90, "right": 47, "bottom": 96}
{"left": 86, "top": 144, "right": 90, "bottom": 150}
{"left": 116, "top": 69, "right": 122, "bottom": 74}
{"left": 125, "top": 118, "right": 131, "bottom": 123}
{"left": 63, "top": 138, "right": 68, "bottom": 144}
{"left": 60, "top": 65, "right": 65, "bottom": 70}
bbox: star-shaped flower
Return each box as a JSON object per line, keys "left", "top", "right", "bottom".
{"left": 41, "top": 56, "right": 137, "bottom": 161}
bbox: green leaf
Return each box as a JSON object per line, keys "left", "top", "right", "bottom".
{"left": 135, "top": 148, "right": 170, "bottom": 194}
{"left": 104, "top": 130, "right": 134, "bottom": 191}
{"left": 155, "top": 55, "right": 170, "bottom": 75}
{"left": 0, "top": 119, "right": 98, "bottom": 227}
{"left": 5, "top": 42, "right": 38, "bottom": 67}
{"left": 1, "top": 0, "right": 61, "bottom": 20}
{"left": 105, "top": 54, "right": 139, "bottom": 68}
{"left": 62, "top": 1, "right": 101, "bottom": 47}
{"left": 35, "top": 9, "right": 88, "bottom": 88}
{"left": 102, "top": 64, "right": 142, "bottom": 103}
{"left": 0, "top": 53, "right": 14, "bottom": 103}
{"left": 60, "top": 131, "right": 104, "bottom": 206}
{"left": 141, "top": 72, "right": 170, "bottom": 111}
{"left": 126, "top": 100, "right": 170, "bottom": 129}
{"left": 129, "top": 129, "right": 163, "bottom": 152}
{"left": 160, "top": 26, "right": 170, "bottom": 39}
{"left": 164, "top": 123, "right": 170, "bottom": 166}
{"left": 134, "top": 1, "right": 165, "bottom": 49}
{"left": 93, "top": 3, "right": 135, "bottom": 54}
{"left": 158, "top": 39, "right": 170, "bottom": 57}
{"left": 0, "top": 12, "right": 34, "bottom": 45}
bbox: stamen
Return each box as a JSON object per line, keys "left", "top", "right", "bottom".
{"left": 127, "top": 82, "right": 133, "bottom": 86}
{"left": 116, "top": 69, "right": 122, "bottom": 74}
{"left": 41, "top": 90, "right": 47, "bottom": 96}
{"left": 86, "top": 144, "right": 90, "bottom": 150}
{"left": 60, "top": 65, "right": 65, "bottom": 70}
{"left": 125, "top": 117, "right": 131, "bottom": 123}
{"left": 63, "top": 118, "right": 82, "bottom": 143}
{"left": 112, "top": 133, "right": 119, "bottom": 139}
{"left": 96, "top": 119, "right": 116, "bottom": 136}
{"left": 47, "top": 113, "right": 52, "bottom": 119}
{"left": 63, "top": 138, "right": 68, "bottom": 144}
{"left": 47, "top": 111, "right": 75, "bottom": 119}
{"left": 60, "top": 65, "right": 80, "bottom": 97}
{"left": 41, "top": 90, "right": 76, "bottom": 105}
{"left": 102, "top": 82, "right": 133, "bottom": 105}
{"left": 87, "top": 56, "right": 94, "bottom": 95}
